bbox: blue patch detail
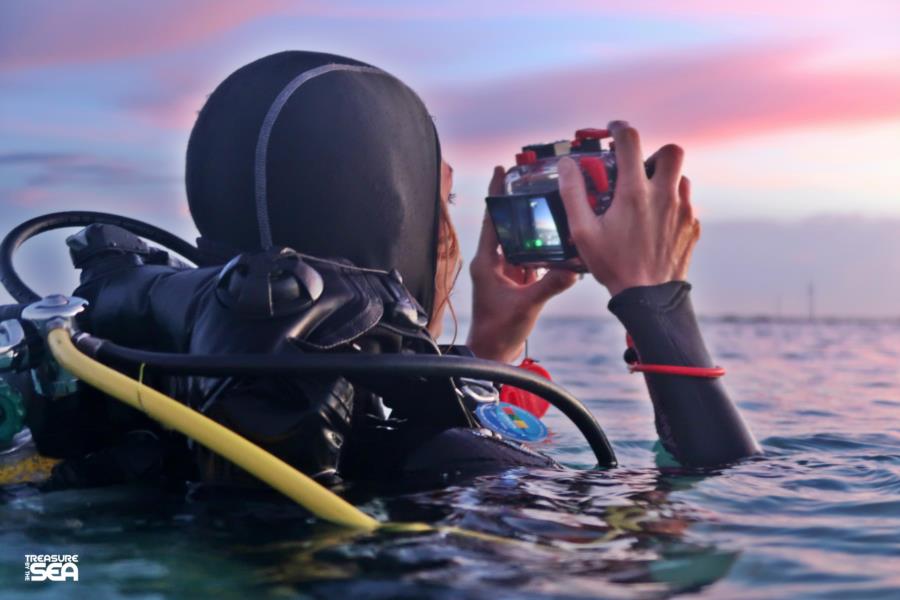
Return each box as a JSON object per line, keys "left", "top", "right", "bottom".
{"left": 474, "top": 402, "right": 548, "bottom": 443}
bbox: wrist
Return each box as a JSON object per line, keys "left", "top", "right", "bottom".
{"left": 607, "top": 280, "right": 689, "bottom": 310}
{"left": 466, "top": 322, "right": 524, "bottom": 363}
{"left": 603, "top": 273, "right": 662, "bottom": 297}
{"left": 606, "top": 281, "right": 713, "bottom": 368}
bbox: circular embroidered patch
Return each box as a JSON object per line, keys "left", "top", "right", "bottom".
{"left": 474, "top": 402, "right": 548, "bottom": 443}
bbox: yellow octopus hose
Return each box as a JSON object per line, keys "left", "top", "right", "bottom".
{"left": 47, "top": 328, "right": 379, "bottom": 531}
{"left": 46, "top": 327, "right": 518, "bottom": 544}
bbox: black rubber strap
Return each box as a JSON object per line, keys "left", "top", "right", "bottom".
{"left": 74, "top": 333, "right": 618, "bottom": 468}
{"left": 0, "top": 211, "right": 207, "bottom": 303}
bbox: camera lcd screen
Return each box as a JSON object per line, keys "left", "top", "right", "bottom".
{"left": 487, "top": 191, "right": 575, "bottom": 266}
{"left": 527, "top": 196, "right": 562, "bottom": 249}
{"left": 491, "top": 195, "right": 563, "bottom": 253}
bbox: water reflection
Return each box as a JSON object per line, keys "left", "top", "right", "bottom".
{"left": 2, "top": 320, "right": 898, "bottom": 598}
{"left": 233, "top": 466, "right": 739, "bottom": 597}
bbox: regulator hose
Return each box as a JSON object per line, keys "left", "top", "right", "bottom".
{"left": 48, "top": 328, "right": 379, "bottom": 530}
{"left": 74, "top": 334, "right": 618, "bottom": 468}
{"left": 0, "top": 211, "right": 207, "bottom": 303}
{"left": 48, "top": 327, "right": 548, "bottom": 544}
{"left": 0, "top": 304, "right": 24, "bottom": 321}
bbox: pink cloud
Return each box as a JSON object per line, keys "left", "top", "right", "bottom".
{"left": 8, "top": 1, "right": 898, "bottom": 75}
{"left": 8, "top": 186, "right": 51, "bottom": 208}
{"left": 0, "top": 1, "right": 494, "bottom": 72}
{"left": 119, "top": 65, "right": 212, "bottom": 129}
{"left": 425, "top": 39, "right": 900, "bottom": 166}
{"left": 551, "top": 0, "right": 900, "bottom": 20}
{"left": 117, "top": 36, "right": 900, "bottom": 160}
{"left": 0, "top": 0, "right": 288, "bottom": 71}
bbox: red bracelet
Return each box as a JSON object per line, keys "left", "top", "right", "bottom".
{"left": 625, "top": 334, "right": 725, "bottom": 379}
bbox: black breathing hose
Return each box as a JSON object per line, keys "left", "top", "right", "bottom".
{"left": 0, "top": 304, "right": 24, "bottom": 321}
{"left": 0, "top": 211, "right": 618, "bottom": 468}
{"left": 75, "top": 334, "right": 618, "bottom": 468}
{"left": 0, "top": 211, "right": 207, "bottom": 303}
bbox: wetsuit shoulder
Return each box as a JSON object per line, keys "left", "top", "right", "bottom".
{"left": 69, "top": 224, "right": 216, "bottom": 351}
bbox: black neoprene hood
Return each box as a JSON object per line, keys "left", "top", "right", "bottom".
{"left": 186, "top": 51, "right": 442, "bottom": 314}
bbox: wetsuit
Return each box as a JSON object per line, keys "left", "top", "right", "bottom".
{"left": 16, "top": 50, "right": 757, "bottom": 491}
{"left": 610, "top": 282, "right": 759, "bottom": 465}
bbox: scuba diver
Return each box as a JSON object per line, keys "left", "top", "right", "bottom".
{"left": 1, "top": 51, "right": 759, "bottom": 493}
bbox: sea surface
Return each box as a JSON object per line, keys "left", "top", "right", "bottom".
{"left": 1, "top": 317, "right": 899, "bottom": 599}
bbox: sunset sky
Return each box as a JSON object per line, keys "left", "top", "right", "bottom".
{"left": 1, "top": 1, "right": 899, "bottom": 317}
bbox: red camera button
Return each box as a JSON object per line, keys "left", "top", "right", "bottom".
{"left": 575, "top": 128, "right": 610, "bottom": 141}
{"left": 515, "top": 150, "right": 537, "bottom": 166}
{"left": 578, "top": 156, "right": 609, "bottom": 194}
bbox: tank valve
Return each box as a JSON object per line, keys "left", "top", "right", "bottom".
{"left": 0, "top": 319, "right": 27, "bottom": 373}
{"left": 21, "top": 295, "right": 88, "bottom": 398}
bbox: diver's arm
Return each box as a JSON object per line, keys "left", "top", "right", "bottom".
{"left": 609, "top": 281, "right": 760, "bottom": 466}
{"left": 467, "top": 168, "right": 577, "bottom": 363}
{"left": 556, "top": 122, "right": 759, "bottom": 467}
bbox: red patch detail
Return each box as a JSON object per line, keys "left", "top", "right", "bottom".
{"left": 499, "top": 358, "right": 552, "bottom": 418}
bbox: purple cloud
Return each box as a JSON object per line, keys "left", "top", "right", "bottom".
{"left": 0, "top": 151, "right": 180, "bottom": 212}
{"left": 425, "top": 39, "right": 900, "bottom": 167}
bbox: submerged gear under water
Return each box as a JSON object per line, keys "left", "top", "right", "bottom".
{"left": 2, "top": 319, "right": 895, "bottom": 599}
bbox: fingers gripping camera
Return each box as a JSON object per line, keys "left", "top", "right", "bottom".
{"left": 486, "top": 128, "right": 651, "bottom": 269}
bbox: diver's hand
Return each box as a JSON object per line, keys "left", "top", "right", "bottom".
{"left": 559, "top": 121, "right": 700, "bottom": 297}
{"left": 467, "top": 166, "right": 578, "bottom": 363}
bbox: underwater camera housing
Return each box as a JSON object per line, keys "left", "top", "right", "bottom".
{"left": 485, "top": 128, "right": 622, "bottom": 270}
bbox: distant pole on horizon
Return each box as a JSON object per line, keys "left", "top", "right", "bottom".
{"left": 807, "top": 282, "right": 816, "bottom": 322}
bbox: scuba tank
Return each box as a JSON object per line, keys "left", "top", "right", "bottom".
{"left": 0, "top": 321, "right": 56, "bottom": 485}
{"left": 0, "top": 378, "right": 25, "bottom": 446}
{"left": 0, "top": 377, "right": 57, "bottom": 485}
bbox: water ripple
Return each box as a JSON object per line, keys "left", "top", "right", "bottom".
{"left": 1, "top": 320, "right": 899, "bottom": 598}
